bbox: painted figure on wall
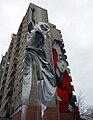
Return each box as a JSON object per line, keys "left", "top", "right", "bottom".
{"left": 52, "top": 39, "right": 76, "bottom": 113}
{"left": 21, "top": 7, "right": 56, "bottom": 120}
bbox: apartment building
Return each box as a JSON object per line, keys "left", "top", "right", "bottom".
{"left": 0, "top": 3, "right": 79, "bottom": 120}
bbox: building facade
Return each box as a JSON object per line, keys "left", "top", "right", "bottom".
{"left": 0, "top": 3, "right": 80, "bottom": 120}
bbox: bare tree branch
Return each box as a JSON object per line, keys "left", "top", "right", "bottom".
{"left": 76, "top": 92, "right": 93, "bottom": 120}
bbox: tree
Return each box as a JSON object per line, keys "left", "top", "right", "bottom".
{"left": 76, "top": 92, "right": 93, "bottom": 120}
{"left": 83, "top": 106, "right": 93, "bottom": 120}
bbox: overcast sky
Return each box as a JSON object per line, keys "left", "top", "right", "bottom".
{"left": 0, "top": 0, "right": 93, "bottom": 106}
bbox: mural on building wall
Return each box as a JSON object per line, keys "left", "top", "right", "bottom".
{"left": 21, "top": 7, "right": 56, "bottom": 120}
{"left": 52, "top": 39, "right": 77, "bottom": 113}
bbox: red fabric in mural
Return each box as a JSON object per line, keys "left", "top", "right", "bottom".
{"left": 62, "top": 71, "right": 72, "bottom": 95}
{"left": 52, "top": 49, "right": 58, "bottom": 72}
{"left": 59, "top": 101, "right": 72, "bottom": 113}
{"left": 52, "top": 49, "right": 73, "bottom": 113}
{"left": 57, "top": 87, "right": 69, "bottom": 103}
{"left": 58, "top": 71, "right": 72, "bottom": 113}
{"left": 62, "top": 71, "right": 71, "bottom": 88}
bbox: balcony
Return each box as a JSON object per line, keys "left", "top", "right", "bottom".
{"left": 2, "top": 96, "right": 12, "bottom": 110}
{"left": 2, "top": 86, "right": 13, "bottom": 103}
{"left": 7, "top": 86, "right": 13, "bottom": 96}
{"left": 0, "top": 92, "right": 3, "bottom": 99}
{"left": 61, "top": 48, "right": 66, "bottom": 54}
{"left": 2, "top": 103, "right": 11, "bottom": 117}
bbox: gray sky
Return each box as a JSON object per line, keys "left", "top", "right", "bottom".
{"left": 0, "top": 0, "right": 93, "bottom": 106}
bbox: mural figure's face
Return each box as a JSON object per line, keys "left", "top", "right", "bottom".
{"left": 57, "top": 56, "right": 67, "bottom": 73}
{"left": 52, "top": 42, "right": 62, "bottom": 55}
{"left": 27, "top": 22, "right": 50, "bottom": 48}
{"left": 34, "top": 22, "right": 50, "bottom": 39}
{"left": 53, "top": 41, "right": 67, "bottom": 74}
